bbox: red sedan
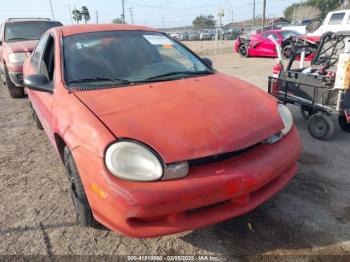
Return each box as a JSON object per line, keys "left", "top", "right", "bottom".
{"left": 23, "top": 24, "right": 301, "bottom": 238}
{"left": 234, "top": 29, "right": 317, "bottom": 59}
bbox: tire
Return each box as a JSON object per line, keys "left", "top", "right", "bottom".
{"left": 239, "top": 45, "right": 249, "bottom": 58}
{"left": 338, "top": 112, "right": 350, "bottom": 133}
{"left": 308, "top": 113, "right": 335, "bottom": 140}
{"left": 29, "top": 104, "right": 43, "bottom": 130}
{"left": 301, "top": 106, "right": 315, "bottom": 120}
{"left": 4, "top": 66, "right": 25, "bottom": 98}
{"left": 282, "top": 45, "right": 292, "bottom": 60}
{"left": 64, "top": 147, "right": 96, "bottom": 227}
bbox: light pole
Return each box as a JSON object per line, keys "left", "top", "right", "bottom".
{"left": 262, "top": 0, "right": 266, "bottom": 29}
{"left": 129, "top": 8, "right": 134, "bottom": 25}
{"left": 95, "top": 11, "right": 99, "bottom": 24}
{"left": 252, "top": 0, "right": 256, "bottom": 27}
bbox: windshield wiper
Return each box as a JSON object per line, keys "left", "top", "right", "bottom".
{"left": 143, "top": 71, "right": 213, "bottom": 81}
{"left": 67, "top": 77, "right": 132, "bottom": 85}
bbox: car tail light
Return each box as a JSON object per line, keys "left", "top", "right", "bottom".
{"left": 269, "top": 77, "right": 282, "bottom": 96}
{"left": 272, "top": 63, "right": 282, "bottom": 78}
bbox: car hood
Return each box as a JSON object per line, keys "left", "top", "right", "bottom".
{"left": 5, "top": 40, "right": 39, "bottom": 53}
{"left": 74, "top": 73, "right": 284, "bottom": 163}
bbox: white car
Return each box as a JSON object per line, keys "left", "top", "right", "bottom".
{"left": 310, "top": 9, "right": 350, "bottom": 36}
{"left": 283, "top": 10, "right": 350, "bottom": 37}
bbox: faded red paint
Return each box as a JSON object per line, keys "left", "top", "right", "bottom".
{"left": 24, "top": 24, "right": 301, "bottom": 238}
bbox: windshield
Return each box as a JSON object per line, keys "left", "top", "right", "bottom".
{"left": 5, "top": 21, "right": 62, "bottom": 42}
{"left": 63, "top": 31, "right": 212, "bottom": 87}
{"left": 279, "top": 30, "right": 301, "bottom": 39}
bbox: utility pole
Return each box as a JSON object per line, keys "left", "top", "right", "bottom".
{"left": 262, "top": 0, "right": 266, "bottom": 29}
{"left": 49, "top": 0, "right": 55, "bottom": 20}
{"left": 129, "top": 8, "right": 134, "bottom": 25}
{"left": 95, "top": 11, "right": 99, "bottom": 24}
{"left": 252, "top": 0, "right": 256, "bottom": 27}
{"left": 122, "top": 0, "right": 126, "bottom": 24}
{"left": 68, "top": 5, "right": 73, "bottom": 24}
{"left": 230, "top": 6, "right": 234, "bottom": 23}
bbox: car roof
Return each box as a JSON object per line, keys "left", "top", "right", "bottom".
{"left": 5, "top": 18, "right": 54, "bottom": 23}
{"left": 57, "top": 24, "right": 159, "bottom": 37}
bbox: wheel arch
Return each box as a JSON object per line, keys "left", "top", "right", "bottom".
{"left": 54, "top": 133, "right": 67, "bottom": 163}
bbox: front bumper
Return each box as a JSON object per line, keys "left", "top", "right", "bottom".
{"left": 73, "top": 127, "right": 301, "bottom": 238}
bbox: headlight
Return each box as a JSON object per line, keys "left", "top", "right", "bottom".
{"left": 105, "top": 141, "right": 163, "bottom": 181}
{"left": 8, "top": 52, "right": 27, "bottom": 63}
{"left": 278, "top": 104, "right": 293, "bottom": 135}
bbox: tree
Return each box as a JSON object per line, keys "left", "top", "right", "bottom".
{"left": 192, "top": 15, "right": 216, "bottom": 29}
{"left": 112, "top": 17, "right": 124, "bottom": 24}
{"left": 72, "top": 9, "right": 82, "bottom": 24}
{"left": 290, "top": 5, "right": 321, "bottom": 21}
{"left": 81, "top": 6, "right": 91, "bottom": 24}
{"left": 284, "top": 0, "right": 340, "bottom": 21}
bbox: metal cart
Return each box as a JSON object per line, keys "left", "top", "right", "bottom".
{"left": 268, "top": 32, "right": 350, "bottom": 140}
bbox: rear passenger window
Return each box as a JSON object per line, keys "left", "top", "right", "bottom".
{"left": 329, "top": 13, "right": 345, "bottom": 25}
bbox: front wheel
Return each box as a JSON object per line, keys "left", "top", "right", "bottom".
{"left": 339, "top": 112, "right": 350, "bottom": 133}
{"left": 64, "top": 147, "right": 96, "bottom": 227}
{"left": 308, "top": 113, "right": 335, "bottom": 140}
{"left": 239, "top": 45, "right": 249, "bottom": 58}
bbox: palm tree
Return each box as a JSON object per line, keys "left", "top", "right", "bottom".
{"left": 81, "top": 6, "right": 91, "bottom": 24}
{"left": 72, "top": 9, "right": 82, "bottom": 24}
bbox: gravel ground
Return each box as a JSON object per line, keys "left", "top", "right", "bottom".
{"left": 0, "top": 42, "right": 349, "bottom": 259}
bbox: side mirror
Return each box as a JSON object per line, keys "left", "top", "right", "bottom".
{"left": 202, "top": 57, "right": 213, "bottom": 68}
{"left": 0, "top": 40, "right": 2, "bottom": 45}
{"left": 306, "top": 20, "right": 322, "bottom": 34}
{"left": 24, "top": 74, "right": 53, "bottom": 93}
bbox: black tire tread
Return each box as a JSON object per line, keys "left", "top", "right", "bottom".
{"left": 339, "top": 113, "right": 350, "bottom": 133}
{"left": 64, "top": 147, "right": 96, "bottom": 227}
{"left": 239, "top": 45, "right": 249, "bottom": 58}
{"left": 308, "top": 113, "right": 335, "bottom": 140}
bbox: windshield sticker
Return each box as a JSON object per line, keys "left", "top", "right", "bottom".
{"left": 143, "top": 35, "right": 173, "bottom": 46}
{"left": 162, "top": 44, "right": 173, "bottom": 49}
{"left": 75, "top": 39, "right": 101, "bottom": 50}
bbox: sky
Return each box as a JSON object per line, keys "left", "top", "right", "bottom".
{"left": 0, "top": 0, "right": 301, "bottom": 28}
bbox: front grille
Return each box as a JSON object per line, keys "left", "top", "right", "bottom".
{"left": 189, "top": 145, "right": 256, "bottom": 167}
